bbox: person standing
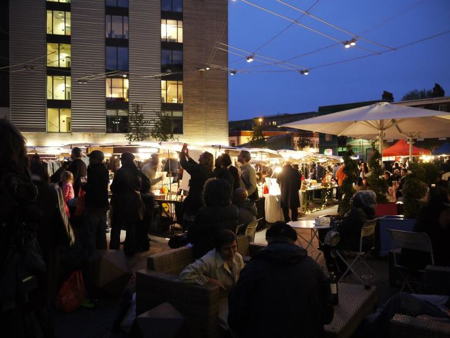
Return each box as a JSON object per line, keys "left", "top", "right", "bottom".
{"left": 84, "top": 150, "right": 109, "bottom": 254}
{"left": 228, "top": 222, "right": 334, "bottom": 338}
{"left": 221, "top": 153, "right": 241, "bottom": 192}
{"left": 0, "top": 119, "right": 51, "bottom": 337}
{"left": 68, "top": 147, "right": 87, "bottom": 198}
{"left": 179, "top": 143, "right": 214, "bottom": 226}
{"left": 110, "top": 152, "right": 145, "bottom": 255}
{"left": 238, "top": 150, "right": 258, "bottom": 201}
{"left": 141, "top": 153, "right": 163, "bottom": 188}
{"left": 277, "top": 163, "right": 301, "bottom": 222}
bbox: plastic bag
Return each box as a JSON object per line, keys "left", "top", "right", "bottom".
{"left": 56, "top": 270, "right": 86, "bottom": 312}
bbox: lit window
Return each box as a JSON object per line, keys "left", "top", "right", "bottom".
{"left": 161, "top": 49, "right": 183, "bottom": 66}
{"left": 106, "top": 46, "right": 128, "bottom": 71}
{"left": 161, "top": 110, "right": 183, "bottom": 134}
{"left": 47, "top": 108, "right": 71, "bottom": 132}
{"left": 161, "top": 19, "right": 183, "bottom": 43}
{"left": 47, "top": 43, "right": 71, "bottom": 68}
{"left": 47, "top": 76, "right": 71, "bottom": 100}
{"left": 161, "top": 0, "right": 183, "bottom": 12}
{"left": 106, "top": 78, "right": 129, "bottom": 101}
{"left": 106, "top": 15, "right": 129, "bottom": 39}
{"left": 161, "top": 80, "right": 183, "bottom": 103}
{"left": 46, "top": 10, "right": 71, "bottom": 36}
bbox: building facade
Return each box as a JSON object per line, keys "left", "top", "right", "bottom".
{"left": 5, "top": 0, "right": 228, "bottom": 146}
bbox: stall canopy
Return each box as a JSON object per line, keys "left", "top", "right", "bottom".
{"left": 382, "top": 139, "right": 431, "bottom": 157}
{"left": 433, "top": 142, "right": 450, "bottom": 155}
{"left": 281, "top": 102, "right": 450, "bottom": 157}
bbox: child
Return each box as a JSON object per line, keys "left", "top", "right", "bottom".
{"left": 60, "top": 170, "right": 75, "bottom": 215}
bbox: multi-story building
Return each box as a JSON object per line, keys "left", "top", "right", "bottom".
{"left": 4, "top": 0, "right": 229, "bottom": 146}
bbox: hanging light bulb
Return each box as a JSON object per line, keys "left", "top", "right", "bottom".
{"left": 246, "top": 55, "right": 255, "bottom": 63}
{"left": 350, "top": 39, "right": 357, "bottom": 46}
{"left": 205, "top": 66, "right": 211, "bottom": 71}
{"left": 229, "top": 70, "right": 237, "bottom": 76}
{"left": 344, "top": 41, "right": 351, "bottom": 48}
{"left": 299, "top": 69, "right": 309, "bottom": 76}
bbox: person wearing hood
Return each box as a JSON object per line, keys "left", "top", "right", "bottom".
{"left": 228, "top": 222, "right": 334, "bottom": 338}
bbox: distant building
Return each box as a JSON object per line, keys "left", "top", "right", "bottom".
{"left": 229, "top": 96, "right": 450, "bottom": 158}
{"left": 229, "top": 112, "right": 320, "bottom": 149}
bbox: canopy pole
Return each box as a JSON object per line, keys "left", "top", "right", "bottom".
{"left": 378, "top": 130, "right": 384, "bottom": 164}
{"left": 407, "top": 137, "right": 414, "bottom": 161}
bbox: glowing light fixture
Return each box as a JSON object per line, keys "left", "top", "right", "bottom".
{"left": 229, "top": 70, "right": 237, "bottom": 76}
{"left": 299, "top": 69, "right": 309, "bottom": 75}
{"left": 246, "top": 55, "right": 254, "bottom": 63}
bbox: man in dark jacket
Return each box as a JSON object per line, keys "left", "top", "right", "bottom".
{"left": 228, "top": 222, "right": 334, "bottom": 338}
{"left": 83, "top": 150, "right": 109, "bottom": 254}
{"left": 277, "top": 163, "right": 301, "bottom": 222}
{"left": 179, "top": 143, "right": 213, "bottom": 226}
{"left": 68, "top": 147, "right": 87, "bottom": 197}
{"left": 110, "top": 152, "right": 149, "bottom": 255}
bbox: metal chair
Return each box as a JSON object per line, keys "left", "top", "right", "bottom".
{"left": 336, "top": 219, "right": 377, "bottom": 287}
{"left": 389, "top": 229, "right": 434, "bottom": 292}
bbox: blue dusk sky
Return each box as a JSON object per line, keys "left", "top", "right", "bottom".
{"left": 225, "top": 0, "right": 450, "bottom": 120}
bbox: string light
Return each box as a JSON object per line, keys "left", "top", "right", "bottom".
{"left": 246, "top": 55, "right": 255, "bottom": 63}
{"left": 229, "top": 70, "right": 237, "bottom": 75}
{"left": 299, "top": 69, "right": 309, "bottom": 75}
{"left": 343, "top": 38, "right": 357, "bottom": 48}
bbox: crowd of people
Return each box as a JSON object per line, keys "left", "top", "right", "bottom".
{"left": 2, "top": 115, "right": 450, "bottom": 337}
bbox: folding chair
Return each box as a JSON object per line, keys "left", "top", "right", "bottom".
{"left": 388, "top": 229, "right": 434, "bottom": 292}
{"left": 336, "top": 219, "right": 377, "bottom": 287}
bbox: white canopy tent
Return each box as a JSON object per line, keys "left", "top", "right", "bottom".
{"left": 282, "top": 102, "right": 450, "bottom": 158}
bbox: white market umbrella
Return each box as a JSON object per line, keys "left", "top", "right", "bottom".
{"left": 282, "top": 102, "right": 450, "bottom": 158}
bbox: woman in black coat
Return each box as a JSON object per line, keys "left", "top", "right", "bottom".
{"left": 277, "top": 163, "right": 301, "bottom": 222}
{"left": 188, "top": 178, "right": 239, "bottom": 258}
{"left": 110, "top": 152, "right": 149, "bottom": 255}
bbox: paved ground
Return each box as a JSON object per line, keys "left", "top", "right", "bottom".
{"left": 54, "top": 206, "right": 398, "bottom": 338}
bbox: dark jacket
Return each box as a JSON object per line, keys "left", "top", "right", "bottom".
{"left": 213, "top": 167, "right": 234, "bottom": 189}
{"left": 228, "top": 165, "right": 241, "bottom": 191}
{"left": 68, "top": 158, "right": 87, "bottom": 197}
{"left": 188, "top": 204, "right": 239, "bottom": 258}
{"left": 84, "top": 163, "right": 109, "bottom": 209}
{"left": 338, "top": 207, "right": 371, "bottom": 251}
{"left": 277, "top": 165, "right": 301, "bottom": 209}
{"left": 180, "top": 153, "right": 212, "bottom": 215}
{"left": 229, "top": 242, "right": 333, "bottom": 338}
{"left": 110, "top": 163, "right": 146, "bottom": 225}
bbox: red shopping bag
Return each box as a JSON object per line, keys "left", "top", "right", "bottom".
{"left": 56, "top": 270, "right": 86, "bottom": 312}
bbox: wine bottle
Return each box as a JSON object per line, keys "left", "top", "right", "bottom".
{"left": 330, "top": 272, "right": 339, "bottom": 305}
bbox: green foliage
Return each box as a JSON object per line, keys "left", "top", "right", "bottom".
{"left": 402, "top": 162, "right": 440, "bottom": 218}
{"left": 125, "top": 104, "right": 151, "bottom": 143}
{"left": 408, "top": 162, "right": 441, "bottom": 185}
{"left": 402, "top": 177, "right": 427, "bottom": 218}
{"left": 151, "top": 111, "right": 175, "bottom": 142}
{"left": 249, "top": 119, "right": 267, "bottom": 147}
{"left": 366, "top": 146, "right": 388, "bottom": 203}
{"left": 401, "top": 83, "right": 445, "bottom": 101}
{"left": 338, "top": 146, "right": 359, "bottom": 216}
{"left": 251, "top": 120, "right": 265, "bottom": 142}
